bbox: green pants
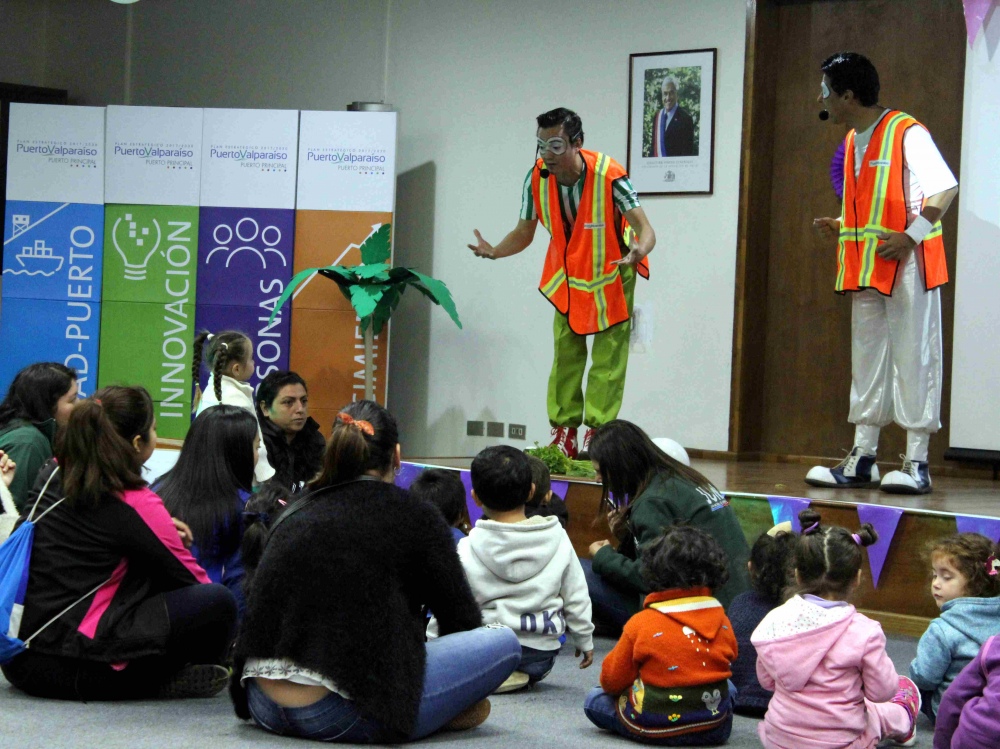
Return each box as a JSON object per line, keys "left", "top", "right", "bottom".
{"left": 547, "top": 266, "right": 635, "bottom": 428}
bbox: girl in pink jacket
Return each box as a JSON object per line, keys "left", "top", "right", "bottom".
{"left": 752, "top": 509, "right": 920, "bottom": 749}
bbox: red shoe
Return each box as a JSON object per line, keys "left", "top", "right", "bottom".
{"left": 581, "top": 427, "right": 596, "bottom": 454}
{"left": 889, "top": 675, "right": 920, "bottom": 746}
{"left": 549, "top": 426, "right": 578, "bottom": 460}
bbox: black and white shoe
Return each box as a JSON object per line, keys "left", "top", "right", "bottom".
{"left": 805, "top": 447, "right": 880, "bottom": 488}
{"left": 880, "top": 457, "right": 932, "bottom": 495}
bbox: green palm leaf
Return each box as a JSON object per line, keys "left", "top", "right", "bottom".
{"left": 359, "top": 223, "right": 392, "bottom": 265}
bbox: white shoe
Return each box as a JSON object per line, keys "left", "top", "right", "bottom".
{"left": 493, "top": 670, "right": 529, "bottom": 694}
{"left": 880, "top": 457, "right": 931, "bottom": 495}
{"left": 805, "top": 447, "right": 880, "bottom": 488}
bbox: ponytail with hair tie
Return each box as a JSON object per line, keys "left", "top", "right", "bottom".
{"left": 336, "top": 412, "right": 375, "bottom": 436}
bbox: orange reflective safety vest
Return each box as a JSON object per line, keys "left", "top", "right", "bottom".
{"left": 838, "top": 110, "right": 948, "bottom": 295}
{"left": 533, "top": 149, "right": 649, "bottom": 335}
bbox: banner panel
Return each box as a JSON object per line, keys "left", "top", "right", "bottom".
{"left": 0, "top": 297, "right": 101, "bottom": 398}
{"left": 105, "top": 106, "right": 203, "bottom": 207}
{"left": 296, "top": 111, "right": 396, "bottom": 212}
{"left": 3, "top": 201, "right": 104, "bottom": 302}
{"left": 6, "top": 104, "right": 105, "bottom": 205}
{"left": 200, "top": 109, "right": 299, "bottom": 210}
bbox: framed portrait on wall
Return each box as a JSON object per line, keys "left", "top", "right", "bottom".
{"left": 627, "top": 48, "right": 717, "bottom": 195}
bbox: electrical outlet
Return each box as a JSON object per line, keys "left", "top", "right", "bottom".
{"left": 508, "top": 423, "right": 526, "bottom": 440}
{"left": 466, "top": 420, "right": 485, "bottom": 436}
{"left": 486, "top": 421, "right": 505, "bottom": 437}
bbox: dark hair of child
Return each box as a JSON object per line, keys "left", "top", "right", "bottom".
{"left": 0, "top": 362, "right": 76, "bottom": 429}
{"left": 191, "top": 329, "right": 253, "bottom": 410}
{"left": 928, "top": 533, "right": 1000, "bottom": 598}
{"left": 640, "top": 525, "right": 731, "bottom": 592}
{"left": 789, "top": 508, "right": 878, "bottom": 598}
{"left": 409, "top": 468, "right": 466, "bottom": 527}
{"left": 470, "top": 445, "right": 532, "bottom": 512}
{"left": 525, "top": 454, "right": 551, "bottom": 506}
{"left": 56, "top": 386, "right": 153, "bottom": 508}
{"left": 156, "top": 405, "right": 258, "bottom": 561}
{"left": 749, "top": 531, "right": 796, "bottom": 603}
{"left": 239, "top": 479, "right": 292, "bottom": 594}
{"left": 310, "top": 400, "right": 398, "bottom": 488}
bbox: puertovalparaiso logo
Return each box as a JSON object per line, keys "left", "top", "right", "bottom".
{"left": 99, "top": 204, "right": 199, "bottom": 438}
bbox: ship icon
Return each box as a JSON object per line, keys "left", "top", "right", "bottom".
{"left": 3, "top": 239, "right": 65, "bottom": 277}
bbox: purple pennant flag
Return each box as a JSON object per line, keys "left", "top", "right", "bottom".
{"left": 767, "top": 496, "right": 810, "bottom": 532}
{"left": 395, "top": 462, "right": 425, "bottom": 491}
{"left": 550, "top": 479, "right": 571, "bottom": 501}
{"left": 956, "top": 515, "right": 1000, "bottom": 543}
{"left": 855, "top": 504, "right": 903, "bottom": 589}
{"left": 963, "top": 0, "right": 996, "bottom": 46}
{"left": 459, "top": 470, "right": 483, "bottom": 525}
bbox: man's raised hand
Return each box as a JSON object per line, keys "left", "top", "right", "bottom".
{"left": 467, "top": 229, "right": 496, "bottom": 259}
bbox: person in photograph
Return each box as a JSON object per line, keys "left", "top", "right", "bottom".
{"left": 649, "top": 75, "right": 696, "bottom": 157}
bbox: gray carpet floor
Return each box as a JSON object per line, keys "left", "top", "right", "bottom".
{"left": 0, "top": 635, "right": 934, "bottom": 748}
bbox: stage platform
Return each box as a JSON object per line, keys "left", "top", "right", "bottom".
{"left": 408, "top": 456, "right": 1000, "bottom": 637}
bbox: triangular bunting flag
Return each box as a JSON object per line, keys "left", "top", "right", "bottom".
{"left": 767, "top": 496, "right": 810, "bottom": 532}
{"left": 963, "top": 0, "right": 996, "bottom": 46}
{"left": 459, "top": 470, "right": 483, "bottom": 525}
{"left": 956, "top": 514, "right": 1000, "bottom": 543}
{"left": 856, "top": 504, "right": 903, "bottom": 589}
{"left": 550, "top": 480, "right": 570, "bottom": 501}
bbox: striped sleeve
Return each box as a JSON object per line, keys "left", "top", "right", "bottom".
{"left": 520, "top": 167, "right": 537, "bottom": 220}
{"left": 612, "top": 175, "right": 641, "bottom": 213}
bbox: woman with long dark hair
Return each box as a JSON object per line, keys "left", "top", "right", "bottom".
{"left": 585, "top": 419, "right": 751, "bottom": 632}
{"left": 0, "top": 362, "right": 78, "bottom": 510}
{"left": 155, "top": 405, "right": 258, "bottom": 613}
{"left": 231, "top": 399, "right": 521, "bottom": 742}
{"left": 0, "top": 386, "right": 237, "bottom": 701}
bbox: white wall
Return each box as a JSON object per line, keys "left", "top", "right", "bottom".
{"left": 385, "top": 0, "right": 746, "bottom": 456}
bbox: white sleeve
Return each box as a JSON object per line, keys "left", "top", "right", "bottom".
{"left": 903, "top": 126, "right": 957, "bottom": 198}
{"left": 560, "top": 539, "right": 595, "bottom": 652}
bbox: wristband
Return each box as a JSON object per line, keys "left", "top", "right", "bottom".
{"left": 904, "top": 215, "right": 934, "bottom": 245}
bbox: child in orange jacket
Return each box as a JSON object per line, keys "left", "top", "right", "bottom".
{"left": 584, "top": 525, "right": 738, "bottom": 745}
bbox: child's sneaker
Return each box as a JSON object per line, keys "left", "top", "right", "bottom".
{"left": 493, "top": 670, "right": 530, "bottom": 694}
{"left": 889, "top": 675, "right": 920, "bottom": 746}
{"left": 157, "top": 664, "right": 230, "bottom": 699}
{"left": 444, "top": 698, "right": 491, "bottom": 730}
{"left": 805, "top": 446, "right": 880, "bottom": 488}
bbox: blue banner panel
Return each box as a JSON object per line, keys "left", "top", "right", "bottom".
{"left": 3, "top": 201, "right": 104, "bottom": 302}
{"left": 0, "top": 297, "right": 101, "bottom": 397}
{"left": 193, "top": 303, "right": 291, "bottom": 395}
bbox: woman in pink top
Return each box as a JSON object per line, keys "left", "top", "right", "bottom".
{"left": 752, "top": 509, "right": 920, "bottom": 749}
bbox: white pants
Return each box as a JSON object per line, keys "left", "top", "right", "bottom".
{"left": 849, "top": 250, "right": 942, "bottom": 460}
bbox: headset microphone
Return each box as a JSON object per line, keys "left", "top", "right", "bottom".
{"left": 539, "top": 166, "right": 550, "bottom": 179}
{"left": 819, "top": 110, "right": 830, "bottom": 121}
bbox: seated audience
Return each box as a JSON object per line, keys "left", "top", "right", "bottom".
{"left": 155, "top": 405, "right": 259, "bottom": 616}
{"left": 584, "top": 526, "right": 737, "bottom": 745}
{"left": 754, "top": 509, "right": 919, "bottom": 748}
{"left": 255, "top": 370, "right": 326, "bottom": 491}
{"left": 0, "top": 362, "right": 78, "bottom": 510}
{"left": 408, "top": 468, "right": 469, "bottom": 545}
{"left": 238, "top": 480, "right": 293, "bottom": 596}
{"left": 729, "top": 526, "right": 796, "bottom": 717}
{"left": 0, "top": 386, "right": 236, "bottom": 700}
{"left": 430, "top": 446, "right": 594, "bottom": 693}
{"left": 910, "top": 533, "right": 1000, "bottom": 722}
{"left": 934, "top": 635, "right": 1000, "bottom": 749}
{"left": 524, "top": 454, "right": 569, "bottom": 529}
{"left": 230, "top": 400, "right": 521, "bottom": 742}
{"left": 585, "top": 420, "right": 750, "bottom": 632}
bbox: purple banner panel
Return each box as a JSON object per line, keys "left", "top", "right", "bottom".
{"left": 550, "top": 479, "right": 571, "bottom": 501}
{"left": 193, "top": 303, "right": 290, "bottom": 395}
{"left": 767, "top": 496, "right": 810, "bottom": 532}
{"left": 395, "top": 462, "right": 425, "bottom": 491}
{"left": 459, "top": 470, "right": 484, "bottom": 526}
{"left": 856, "top": 504, "right": 903, "bottom": 589}
{"left": 956, "top": 515, "right": 1000, "bottom": 543}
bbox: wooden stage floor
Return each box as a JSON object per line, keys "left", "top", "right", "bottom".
{"left": 410, "top": 456, "right": 1000, "bottom": 519}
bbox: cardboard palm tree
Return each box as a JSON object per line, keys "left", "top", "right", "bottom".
{"left": 268, "top": 223, "right": 461, "bottom": 401}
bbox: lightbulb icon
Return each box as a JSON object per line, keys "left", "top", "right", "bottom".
{"left": 112, "top": 213, "right": 162, "bottom": 281}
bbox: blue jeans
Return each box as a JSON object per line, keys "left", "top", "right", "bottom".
{"left": 584, "top": 686, "right": 735, "bottom": 746}
{"left": 246, "top": 626, "right": 521, "bottom": 742}
{"left": 519, "top": 644, "right": 558, "bottom": 683}
{"left": 581, "top": 558, "right": 642, "bottom": 633}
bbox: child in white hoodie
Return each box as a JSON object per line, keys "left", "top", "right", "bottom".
{"left": 192, "top": 330, "right": 274, "bottom": 484}
{"left": 430, "top": 445, "right": 594, "bottom": 693}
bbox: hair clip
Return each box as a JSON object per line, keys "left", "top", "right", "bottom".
{"left": 337, "top": 412, "right": 375, "bottom": 436}
{"left": 206, "top": 333, "right": 214, "bottom": 341}
{"left": 277, "top": 499, "right": 287, "bottom": 507}
{"left": 93, "top": 398, "right": 102, "bottom": 406}
{"left": 851, "top": 533, "right": 862, "bottom": 546}
{"left": 802, "top": 521, "right": 820, "bottom": 535}
{"left": 219, "top": 341, "right": 229, "bottom": 351}
{"left": 987, "top": 554, "right": 999, "bottom": 577}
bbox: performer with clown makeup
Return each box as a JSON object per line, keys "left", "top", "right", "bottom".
{"left": 468, "top": 108, "right": 656, "bottom": 458}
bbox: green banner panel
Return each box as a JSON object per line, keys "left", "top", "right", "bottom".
{"left": 102, "top": 204, "right": 199, "bottom": 304}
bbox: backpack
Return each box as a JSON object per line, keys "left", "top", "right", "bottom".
{"left": 0, "top": 468, "right": 108, "bottom": 664}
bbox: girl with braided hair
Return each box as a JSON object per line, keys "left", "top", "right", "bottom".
{"left": 192, "top": 330, "right": 274, "bottom": 483}
{"left": 752, "top": 509, "right": 920, "bottom": 748}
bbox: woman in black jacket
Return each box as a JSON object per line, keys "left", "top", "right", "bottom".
{"left": 231, "top": 399, "right": 521, "bottom": 742}
{"left": 255, "top": 371, "right": 326, "bottom": 492}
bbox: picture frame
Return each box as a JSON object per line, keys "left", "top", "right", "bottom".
{"left": 627, "top": 48, "right": 717, "bottom": 195}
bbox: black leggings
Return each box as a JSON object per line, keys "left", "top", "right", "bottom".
{"left": 1, "top": 583, "right": 236, "bottom": 701}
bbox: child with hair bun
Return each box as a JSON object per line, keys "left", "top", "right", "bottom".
{"left": 237, "top": 480, "right": 291, "bottom": 595}
{"left": 192, "top": 330, "right": 274, "bottom": 483}
{"left": 584, "top": 525, "right": 738, "bottom": 745}
{"left": 909, "top": 532, "right": 1000, "bottom": 722}
{"left": 729, "top": 526, "right": 796, "bottom": 716}
{"left": 753, "top": 509, "right": 920, "bottom": 748}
